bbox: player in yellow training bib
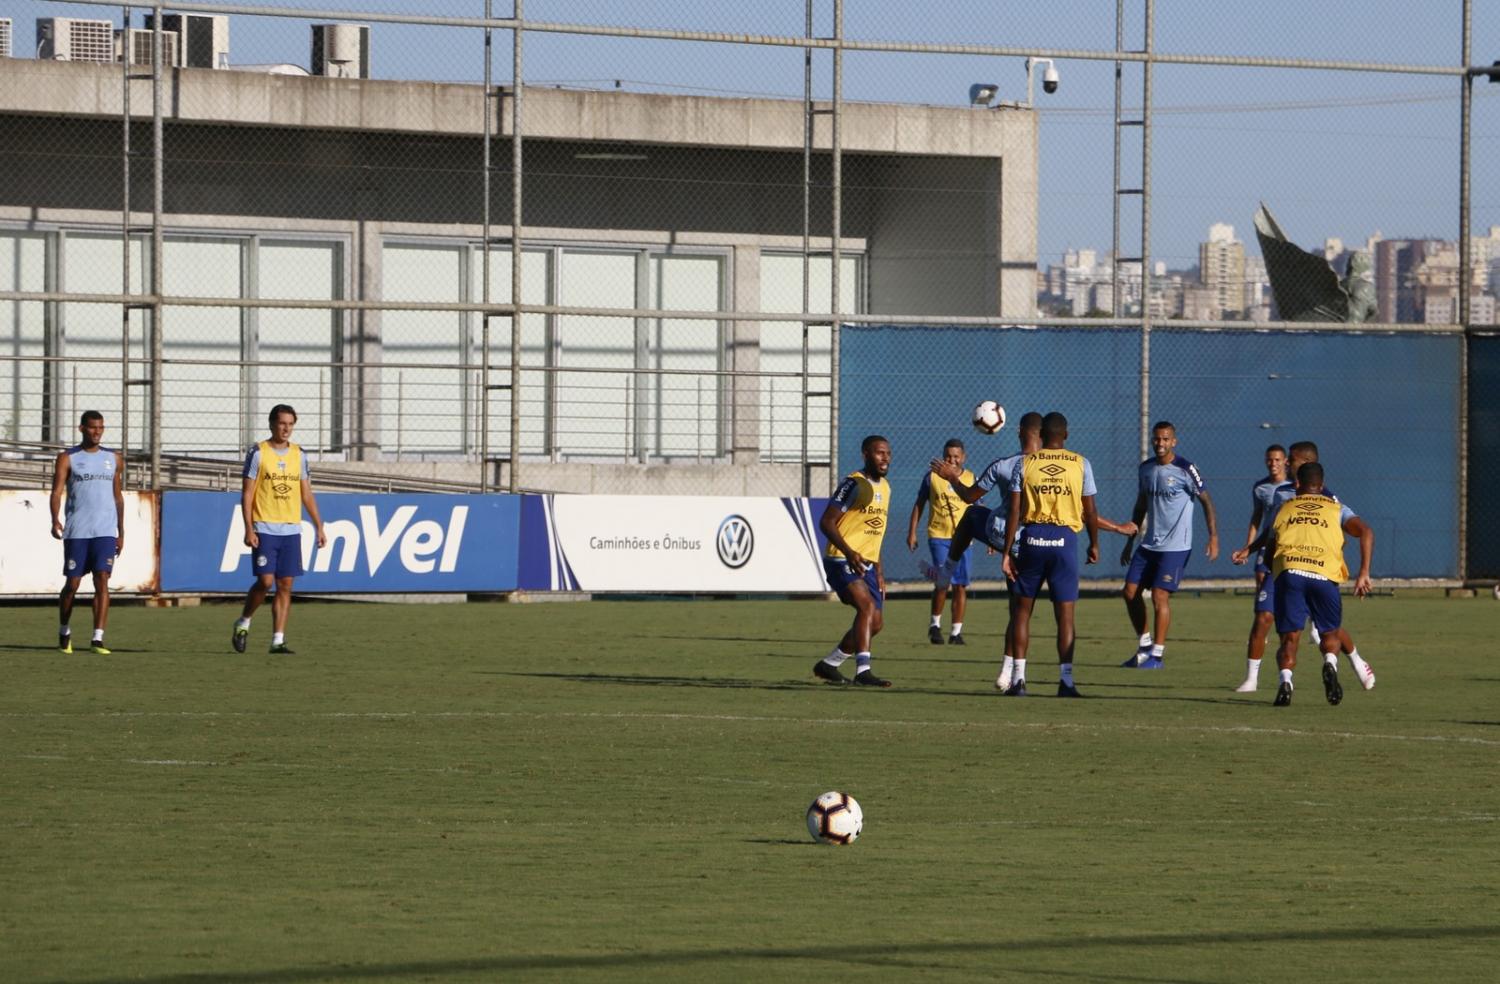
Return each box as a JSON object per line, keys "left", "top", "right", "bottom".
{"left": 814, "top": 435, "right": 894, "bottom": 688}
{"left": 1245, "top": 460, "right": 1373, "bottom": 708}
{"left": 231, "top": 404, "right": 327, "bottom": 656}
{"left": 907, "top": 438, "right": 974, "bottom": 646}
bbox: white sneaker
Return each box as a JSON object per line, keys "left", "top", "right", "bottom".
{"left": 996, "top": 668, "right": 1012, "bottom": 691}
{"left": 1234, "top": 678, "right": 1258, "bottom": 693}
{"left": 1349, "top": 654, "right": 1376, "bottom": 690}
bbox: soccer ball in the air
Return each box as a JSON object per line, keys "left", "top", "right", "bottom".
{"left": 972, "top": 400, "right": 1006, "bottom": 435}
{"left": 806, "top": 791, "right": 863, "bottom": 845}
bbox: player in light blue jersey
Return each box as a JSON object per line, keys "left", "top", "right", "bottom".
{"left": 1119, "top": 421, "right": 1218, "bottom": 670}
{"left": 1232, "top": 440, "right": 1374, "bottom": 691}
{"left": 49, "top": 411, "right": 125, "bottom": 655}
{"left": 930, "top": 412, "right": 1042, "bottom": 690}
{"left": 1226, "top": 444, "right": 1286, "bottom": 691}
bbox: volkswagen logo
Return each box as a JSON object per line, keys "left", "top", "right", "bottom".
{"left": 716, "top": 514, "right": 754, "bottom": 569}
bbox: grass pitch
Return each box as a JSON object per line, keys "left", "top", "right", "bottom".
{"left": 3, "top": 593, "right": 1499, "bottom": 983}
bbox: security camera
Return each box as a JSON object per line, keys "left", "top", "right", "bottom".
{"left": 1042, "top": 63, "right": 1059, "bottom": 94}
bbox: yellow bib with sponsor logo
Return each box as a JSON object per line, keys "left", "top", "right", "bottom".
{"left": 1270, "top": 494, "right": 1348, "bottom": 583}
{"left": 252, "top": 441, "right": 303, "bottom": 525}
{"left": 926, "top": 469, "right": 973, "bottom": 539}
{"left": 1019, "top": 449, "right": 1087, "bottom": 532}
{"left": 826, "top": 471, "right": 890, "bottom": 561}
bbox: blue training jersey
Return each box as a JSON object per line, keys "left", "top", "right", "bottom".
{"left": 63, "top": 445, "right": 119, "bottom": 539}
{"left": 243, "top": 444, "right": 311, "bottom": 535}
{"left": 1251, "top": 475, "right": 1282, "bottom": 540}
{"left": 1138, "top": 455, "right": 1204, "bottom": 552}
{"left": 975, "top": 452, "right": 1026, "bottom": 494}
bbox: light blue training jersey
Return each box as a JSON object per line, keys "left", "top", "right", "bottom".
{"left": 1138, "top": 455, "right": 1205, "bottom": 552}
{"left": 63, "top": 445, "right": 120, "bottom": 539}
{"left": 975, "top": 452, "right": 1027, "bottom": 553}
{"left": 242, "top": 444, "right": 311, "bottom": 535}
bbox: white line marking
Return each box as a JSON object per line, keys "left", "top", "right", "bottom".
{"left": 4, "top": 709, "right": 1498, "bottom": 747}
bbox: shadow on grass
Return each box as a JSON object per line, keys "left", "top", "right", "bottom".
{"left": 52, "top": 924, "right": 1500, "bottom": 984}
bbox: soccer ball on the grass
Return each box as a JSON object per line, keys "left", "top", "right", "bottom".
{"left": 806, "top": 791, "right": 863, "bottom": 845}
{"left": 972, "top": 400, "right": 1006, "bottom": 435}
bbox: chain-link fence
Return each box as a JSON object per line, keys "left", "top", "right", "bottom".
{"left": 0, "top": 1, "right": 1494, "bottom": 575}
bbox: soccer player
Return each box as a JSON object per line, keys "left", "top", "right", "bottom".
{"left": 1118, "top": 421, "right": 1219, "bottom": 670}
{"left": 1231, "top": 441, "right": 1374, "bottom": 691}
{"left": 814, "top": 435, "right": 894, "bottom": 687}
{"left": 907, "top": 439, "right": 974, "bottom": 645}
{"left": 1000, "top": 412, "right": 1101, "bottom": 698}
{"left": 1251, "top": 461, "right": 1373, "bottom": 707}
{"left": 231, "top": 404, "right": 327, "bottom": 655}
{"left": 49, "top": 411, "right": 124, "bottom": 655}
{"left": 929, "top": 412, "right": 1043, "bottom": 688}
{"left": 1226, "top": 444, "right": 1287, "bottom": 691}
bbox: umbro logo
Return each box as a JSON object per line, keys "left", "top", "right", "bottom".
{"left": 1294, "top": 501, "right": 1321, "bottom": 513}
{"left": 1039, "top": 463, "right": 1066, "bottom": 478}
{"left": 272, "top": 482, "right": 292, "bottom": 496}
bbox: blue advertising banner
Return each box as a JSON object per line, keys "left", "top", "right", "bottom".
{"left": 161, "top": 492, "right": 519, "bottom": 592}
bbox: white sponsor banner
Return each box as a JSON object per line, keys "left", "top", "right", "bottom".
{"left": 543, "top": 495, "right": 828, "bottom": 592}
{"left": 0, "top": 490, "right": 158, "bottom": 595}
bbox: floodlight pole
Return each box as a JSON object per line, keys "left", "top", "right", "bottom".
{"left": 828, "top": 0, "right": 842, "bottom": 494}
{"left": 1458, "top": 0, "right": 1472, "bottom": 578}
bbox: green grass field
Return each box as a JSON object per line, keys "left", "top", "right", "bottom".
{"left": 3, "top": 593, "right": 1499, "bottom": 983}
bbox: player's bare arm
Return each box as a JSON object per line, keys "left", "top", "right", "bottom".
{"left": 1121, "top": 489, "right": 1147, "bottom": 565}
{"left": 241, "top": 476, "right": 260, "bottom": 549}
{"left": 819, "top": 501, "right": 867, "bottom": 574}
{"left": 301, "top": 476, "right": 328, "bottom": 548}
{"left": 112, "top": 450, "right": 126, "bottom": 553}
{"left": 906, "top": 497, "right": 924, "bottom": 551}
{"left": 929, "top": 457, "right": 984, "bottom": 504}
{"left": 1239, "top": 498, "right": 1265, "bottom": 555}
{"left": 1000, "top": 488, "right": 1023, "bottom": 580}
{"left": 1345, "top": 515, "right": 1375, "bottom": 597}
{"left": 1097, "top": 516, "right": 1139, "bottom": 537}
{"left": 49, "top": 451, "right": 70, "bottom": 540}
{"left": 1199, "top": 489, "right": 1219, "bottom": 561}
{"left": 1083, "top": 495, "right": 1100, "bottom": 565}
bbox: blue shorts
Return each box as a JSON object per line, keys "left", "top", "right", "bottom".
{"left": 63, "top": 537, "right": 116, "bottom": 578}
{"left": 927, "top": 537, "right": 971, "bottom": 587}
{"left": 824, "top": 557, "right": 883, "bottom": 610}
{"left": 1125, "top": 547, "right": 1191, "bottom": 593}
{"left": 1273, "top": 571, "right": 1342, "bottom": 635}
{"left": 1012, "top": 524, "right": 1079, "bottom": 602}
{"left": 253, "top": 532, "right": 305, "bottom": 579}
{"left": 959, "top": 504, "right": 1008, "bottom": 552}
{"left": 1254, "top": 570, "right": 1276, "bottom": 615}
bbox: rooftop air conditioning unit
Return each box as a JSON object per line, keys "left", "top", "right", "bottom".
{"left": 36, "top": 17, "right": 115, "bottom": 63}
{"left": 145, "top": 13, "right": 228, "bottom": 69}
{"left": 117, "top": 28, "right": 179, "bottom": 69}
{"left": 311, "top": 23, "right": 369, "bottom": 79}
{"left": 0, "top": 19, "right": 13, "bottom": 59}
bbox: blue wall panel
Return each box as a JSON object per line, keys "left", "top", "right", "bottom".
{"left": 841, "top": 326, "right": 1461, "bottom": 580}
{"left": 1468, "top": 334, "right": 1500, "bottom": 578}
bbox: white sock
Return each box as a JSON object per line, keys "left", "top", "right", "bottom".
{"left": 59, "top": 625, "right": 71, "bottom": 637}
{"left": 236, "top": 617, "right": 251, "bottom": 630}
{"left": 272, "top": 632, "right": 285, "bottom": 646}
{"left": 931, "top": 614, "right": 942, "bottom": 628}
{"left": 1060, "top": 662, "right": 1074, "bottom": 686}
{"left": 1014, "top": 658, "right": 1027, "bottom": 682}
{"left": 1309, "top": 624, "right": 1322, "bottom": 645}
{"left": 1324, "top": 651, "right": 1338, "bottom": 667}
{"left": 92, "top": 629, "right": 104, "bottom": 642}
{"left": 1150, "top": 644, "right": 1165, "bottom": 659}
{"left": 1279, "top": 668, "right": 1293, "bottom": 687}
{"left": 1347, "top": 648, "right": 1363, "bottom": 664}
{"left": 855, "top": 652, "right": 873, "bottom": 672}
{"left": 950, "top": 622, "right": 963, "bottom": 636}
{"left": 824, "top": 647, "right": 851, "bottom": 667}
{"left": 1001, "top": 655, "right": 1015, "bottom": 678}
{"left": 1246, "top": 657, "right": 1261, "bottom": 679}
{"left": 1138, "top": 633, "right": 1153, "bottom": 649}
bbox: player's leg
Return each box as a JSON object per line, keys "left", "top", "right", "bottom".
{"left": 57, "top": 563, "right": 83, "bottom": 653}
{"left": 1006, "top": 595, "right": 1036, "bottom": 696}
{"left": 1142, "top": 587, "right": 1173, "bottom": 669}
{"left": 946, "top": 547, "right": 971, "bottom": 644}
{"left": 1120, "top": 546, "right": 1152, "bottom": 666}
{"left": 928, "top": 580, "right": 948, "bottom": 644}
{"left": 1047, "top": 536, "right": 1085, "bottom": 697}
{"left": 88, "top": 569, "right": 111, "bottom": 654}
{"left": 815, "top": 558, "right": 862, "bottom": 683}
{"left": 997, "top": 587, "right": 1021, "bottom": 691}
{"left": 235, "top": 571, "right": 272, "bottom": 653}
{"left": 1310, "top": 583, "right": 1344, "bottom": 706}
{"left": 1331, "top": 626, "right": 1374, "bottom": 690}
{"left": 1237, "top": 569, "right": 1275, "bottom": 692}
{"left": 846, "top": 572, "right": 890, "bottom": 687}
{"left": 269, "top": 576, "right": 295, "bottom": 653}
{"left": 1272, "top": 572, "right": 1306, "bottom": 706}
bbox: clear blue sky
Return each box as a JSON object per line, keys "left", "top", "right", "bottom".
{"left": 12, "top": 0, "right": 1500, "bottom": 268}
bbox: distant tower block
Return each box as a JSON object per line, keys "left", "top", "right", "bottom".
{"left": 311, "top": 23, "right": 370, "bottom": 79}
{"left": 0, "top": 19, "right": 13, "bottom": 59}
